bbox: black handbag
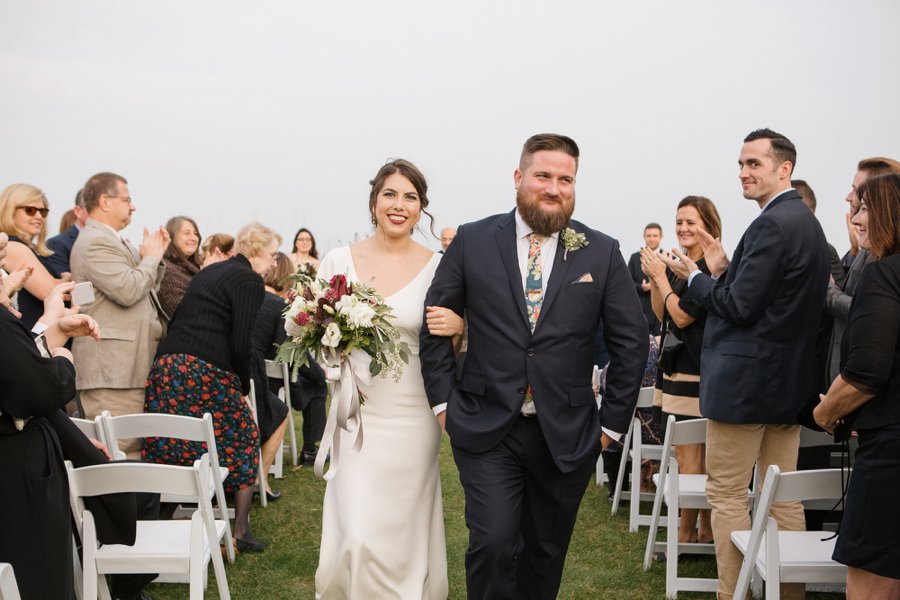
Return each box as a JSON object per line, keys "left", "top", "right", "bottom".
{"left": 657, "top": 319, "right": 683, "bottom": 376}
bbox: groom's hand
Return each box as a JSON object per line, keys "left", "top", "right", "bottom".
{"left": 436, "top": 411, "right": 446, "bottom": 433}
{"left": 600, "top": 431, "right": 613, "bottom": 451}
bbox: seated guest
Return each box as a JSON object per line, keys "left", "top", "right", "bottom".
{"left": 262, "top": 252, "right": 327, "bottom": 464}
{"left": 45, "top": 189, "right": 88, "bottom": 277}
{"left": 288, "top": 227, "right": 320, "bottom": 273}
{"left": 815, "top": 172, "right": 900, "bottom": 599}
{"left": 0, "top": 183, "right": 72, "bottom": 328}
{"left": 642, "top": 195, "right": 721, "bottom": 544}
{"left": 250, "top": 252, "right": 292, "bottom": 500}
{"left": 143, "top": 222, "right": 280, "bottom": 553}
{"left": 199, "top": 232, "right": 235, "bottom": 268}
{"left": 157, "top": 215, "right": 202, "bottom": 318}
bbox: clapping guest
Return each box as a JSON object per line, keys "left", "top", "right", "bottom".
{"left": 815, "top": 172, "right": 900, "bottom": 599}
{"left": 289, "top": 227, "right": 319, "bottom": 273}
{"left": 158, "top": 216, "right": 202, "bottom": 318}
{"left": 199, "top": 232, "right": 235, "bottom": 268}
{"left": 250, "top": 251, "right": 292, "bottom": 501}
{"left": 143, "top": 222, "right": 280, "bottom": 553}
{"left": 0, "top": 183, "right": 73, "bottom": 328}
{"left": 0, "top": 255, "right": 101, "bottom": 599}
{"left": 642, "top": 195, "right": 721, "bottom": 545}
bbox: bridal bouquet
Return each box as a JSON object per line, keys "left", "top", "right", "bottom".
{"left": 276, "top": 272, "right": 409, "bottom": 384}
{"left": 275, "top": 272, "right": 410, "bottom": 480}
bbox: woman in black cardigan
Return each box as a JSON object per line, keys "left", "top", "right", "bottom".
{"left": 815, "top": 172, "right": 900, "bottom": 598}
{"left": 144, "top": 222, "right": 280, "bottom": 553}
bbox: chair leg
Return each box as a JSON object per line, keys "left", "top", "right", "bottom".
{"left": 611, "top": 426, "right": 633, "bottom": 513}
{"left": 643, "top": 478, "right": 665, "bottom": 570}
{"left": 666, "top": 502, "right": 679, "bottom": 599}
{"left": 288, "top": 409, "right": 299, "bottom": 467}
{"left": 189, "top": 514, "right": 205, "bottom": 599}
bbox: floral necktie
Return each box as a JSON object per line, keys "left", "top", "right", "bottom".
{"left": 525, "top": 233, "right": 545, "bottom": 331}
{"left": 524, "top": 233, "right": 544, "bottom": 411}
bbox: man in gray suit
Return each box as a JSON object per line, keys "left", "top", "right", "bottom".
{"left": 70, "top": 172, "right": 169, "bottom": 458}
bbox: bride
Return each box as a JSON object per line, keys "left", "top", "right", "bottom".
{"left": 315, "top": 159, "right": 462, "bottom": 599}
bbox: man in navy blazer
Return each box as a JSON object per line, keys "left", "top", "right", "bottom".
{"left": 43, "top": 189, "right": 87, "bottom": 276}
{"left": 661, "top": 129, "right": 830, "bottom": 600}
{"left": 420, "top": 134, "right": 647, "bottom": 599}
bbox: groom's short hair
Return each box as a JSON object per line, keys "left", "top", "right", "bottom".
{"left": 519, "top": 133, "right": 580, "bottom": 172}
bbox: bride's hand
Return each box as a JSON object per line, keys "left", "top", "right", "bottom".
{"left": 426, "top": 306, "right": 464, "bottom": 337}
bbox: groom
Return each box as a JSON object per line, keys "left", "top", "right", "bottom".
{"left": 420, "top": 133, "right": 647, "bottom": 599}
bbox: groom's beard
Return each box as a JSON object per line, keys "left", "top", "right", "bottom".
{"left": 516, "top": 188, "right": 575, "bottom": 236}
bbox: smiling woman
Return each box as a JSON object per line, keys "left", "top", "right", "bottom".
{"left": 157, "top": 215, "right": 202, "bottom": 318}
{"left": 0, "top": 183, "right": 73, "bottom": 328}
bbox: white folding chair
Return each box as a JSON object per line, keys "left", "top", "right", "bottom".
{"left": 99, "top": 411, "right": 235, "bottom": 563}
{"left": 70, "top": 415, "right": 109, "bottom": 449}
{"left": 266, "top": 359, "right": 299, "bottom": 469}
{"left": 732, "top": 466, "right": 849, "bottom": 600}
{"left": 65, "top": 455, "right": 231, "bottom": 600}
{"left": 246, "top": 379, "right": 268, "bottom": 508}
{"left": 643, "top": 416, "right": 718, "bottom": 599}
{"left": 0, "top": 564, "right": 21, "bottom": 600}
{"left": 609, "top": 386, "right": 665, "bottom": 532}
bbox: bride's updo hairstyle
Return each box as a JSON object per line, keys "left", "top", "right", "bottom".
{"left": 368, "top": 158, "right": 436, "bottom": 237}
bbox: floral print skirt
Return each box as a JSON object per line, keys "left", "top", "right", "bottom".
{"left": 143, "top": 353, "right": 259, "bottom": 492}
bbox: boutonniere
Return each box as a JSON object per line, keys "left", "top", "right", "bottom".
{"left": 560, "top": 227, "right": 589, "bottom": 261}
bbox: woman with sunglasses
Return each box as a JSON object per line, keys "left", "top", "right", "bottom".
{"left": 0, "top": 184, "right": 73, "bottom": 328}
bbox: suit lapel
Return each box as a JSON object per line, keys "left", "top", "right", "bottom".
{"left": 534, "top": 235, "right": 574, "bottom": 332}
{"left": 494, "top": 214, "right": 530, "bottom": 330}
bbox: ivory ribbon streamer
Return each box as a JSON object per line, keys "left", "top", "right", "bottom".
{"left": 314, "top": 348, "right": 373, "bottom": 480}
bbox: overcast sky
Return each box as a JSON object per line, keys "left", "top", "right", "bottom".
{"left": 3, "top": 1, "right": 899, "bottom": 260}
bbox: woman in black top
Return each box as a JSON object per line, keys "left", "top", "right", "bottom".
{"left": 143, "top": 222, "right": 280, "bottom": 553}
{"left": 816, "top": 173, "right": 900, "bottom": 597}
{"left": 641, "top": 195, "right": 722, "bottom": 545}
{"left": 250, "top": 252, "right": 292, "bottom": 500}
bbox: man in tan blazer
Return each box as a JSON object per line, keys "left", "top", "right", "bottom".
{"left": 70, "top": 172, "right": 170, "bottom": 457}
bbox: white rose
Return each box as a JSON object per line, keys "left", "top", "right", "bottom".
{"left": 335, "top": 294, "right": 356, "bottom": 314}
{"left": 286, "top": 297, "right": 304, "bottom": 320}
{"left": 321, "top": 321, "right": 342, "bottom": 348}
{"left": 347, "top": 302, "right": 376, "bottom": 328}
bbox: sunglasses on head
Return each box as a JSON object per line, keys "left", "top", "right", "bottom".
{"left": 18, "top": 206, "right": 49, "bottom": 218}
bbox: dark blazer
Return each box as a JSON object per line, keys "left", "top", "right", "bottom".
{"left": 420, "top": 210, "right": 647, "bottom": 473}
{"left": 44, "top": 224, "right": 80, "bottom": 276}
{"left": 687, "top": 191, "right": 830, "bottom": 424}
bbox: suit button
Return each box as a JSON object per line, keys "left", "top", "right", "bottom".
{"left": 527, "top": 348, "right": 535, "bottom": 357}
{"left": 517, "top": 387, "right": 526, "bottom": 395}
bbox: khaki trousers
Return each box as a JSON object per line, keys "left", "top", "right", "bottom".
{"left": 705, "top": 420, "right": 806, "bottom": 600}
{"left": 79, "top": 387, "right": 145, "bottom": 460}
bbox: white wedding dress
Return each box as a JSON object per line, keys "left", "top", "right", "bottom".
{"left": 315, "top": 246, "right": 448, "bottom": 600}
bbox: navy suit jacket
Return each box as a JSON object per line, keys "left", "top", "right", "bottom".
{"left": 687, "top": 191, "right": 830, "bottom": 424}
{"left": 44, "top": 224, "right": 80, "bottom": 276}
{"left": 420, "top": 211, "right": 647, "bottom": 473}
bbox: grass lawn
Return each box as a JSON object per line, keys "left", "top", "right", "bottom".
{"left": 146, "top": 419, "right": 843, "bottom": 599}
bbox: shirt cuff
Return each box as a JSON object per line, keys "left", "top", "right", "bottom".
{"left": 687, "top": 269, "right": 703, "bottom": 286}
{"left": 432, "top": 403, "right": 447, "bottom": 416}
{"left": 31, "top": 321, "right": 49, "bottom": 336}
{"left": 602, "top": 426, "right": 623, "bottom": 442}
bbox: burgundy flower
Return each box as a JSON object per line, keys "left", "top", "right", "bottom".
{"left": 294, "top": 312, "right": 311, "bottom": 326}
{"left": 330, "top": 273, "right": 350, "bottom": 299}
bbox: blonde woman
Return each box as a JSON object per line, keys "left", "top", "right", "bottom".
{"left": 0, "top": 183, "right": 72, "bottom": 327}
{"left": 143, "top": 222, "right": 280, "bottom": 553}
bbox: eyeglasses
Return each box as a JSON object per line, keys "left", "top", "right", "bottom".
{"left": 104, "top": 195, "right": 134, "bottom": 204}
{"left": 17, "top": 206, "right": 49, "bottom": 218}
